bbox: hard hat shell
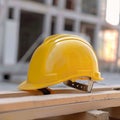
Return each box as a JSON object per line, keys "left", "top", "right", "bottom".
{"left": 19, "top": 34, "right": 103, "bottom": 90}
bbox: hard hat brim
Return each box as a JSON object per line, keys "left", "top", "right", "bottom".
{"left": 18, "top": 80, "right": 41, "bottom": 90}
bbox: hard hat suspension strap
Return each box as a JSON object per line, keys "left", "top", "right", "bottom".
{"left": 64, "top": 80, "right": 94, "bottom": 93}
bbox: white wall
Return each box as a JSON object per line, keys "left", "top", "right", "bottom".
{"left": 0, "top": 26, "right": 4, "bottom": 63}
{"left": 0, "top": 0, "right": 7, "bottom": 63}
{"left": 3, "top": 20, "right": 18, "bottom": 65}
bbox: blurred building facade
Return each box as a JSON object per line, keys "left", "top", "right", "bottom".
{"left": 0, "top": 0, "right": 120, "bottom": 78}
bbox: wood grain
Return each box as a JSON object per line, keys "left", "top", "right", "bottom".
{"left": 0, "top": 86, "right": 120, "bottom": 119}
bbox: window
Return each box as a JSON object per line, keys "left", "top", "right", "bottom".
{"left": 8, "top": 8, "right": 14, "bottom": 19}
{"left": 81, "top": 0, "right": 98, "bottom": 15}
{"left": 30, "top": 0, "right": 45, "bottom": 4}
{"left": 18, "top": 11, "right": 44, "bottom": 61}
{"left": 80, "top": 22, "right": 95, "bottom": 46}
{"left": 100, "top": 29, "right": 118, "bottom": 62}
{"left": 64, "top": 18, "right": 74, "bottom": 31}
{"left": 52, "top": 0, "right": 58, "bottom": 6}
{"left": 50, "top": 16, "right": 56, "bottom": 35}
{"left": 65, "top": 0, "right": 75, "bottom": 10}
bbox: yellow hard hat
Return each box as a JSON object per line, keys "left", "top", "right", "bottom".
{"left": 19, "top": 34, "right": 103, "bottom": 92}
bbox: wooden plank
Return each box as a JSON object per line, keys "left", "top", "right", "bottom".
{"left": 0, "top": 90, "right": 43, "bottom": 98}
{"left": 0, "top": 90, "right": 120, "bottom": 112}
{"left": 0, "top": 90, "right": 120, "bottom": 115}
{"left": 0, "top": 97, "right": 118, "bottom": 120}
{"left": 105, "top": 107, "right": 120, "bottom": 119}
{"left": 0, "top": 86, "right": 119, "bottom": 119}
{"left": 0, "top": 85, "right": 120, "bottom": 98}
{"left": 36, "top": 110, "right": 109, "bottom": 120}
{"left": 85, "top": 110, "right": 109, "bottom": 120}
{"left": 0, "top": 88, "right": 53, "bottom": 98}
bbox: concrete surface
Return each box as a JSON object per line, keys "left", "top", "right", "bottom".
{"left": 0, "top": 72, "right": 120, "bottom": 91}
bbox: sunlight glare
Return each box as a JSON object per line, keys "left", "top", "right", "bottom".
{"left": 106, "top": 0, "right": 120, "bottom": 25}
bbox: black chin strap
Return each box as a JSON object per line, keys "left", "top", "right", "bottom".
{"left": 38, "top": 88, "right": 51, "bottom": 95}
